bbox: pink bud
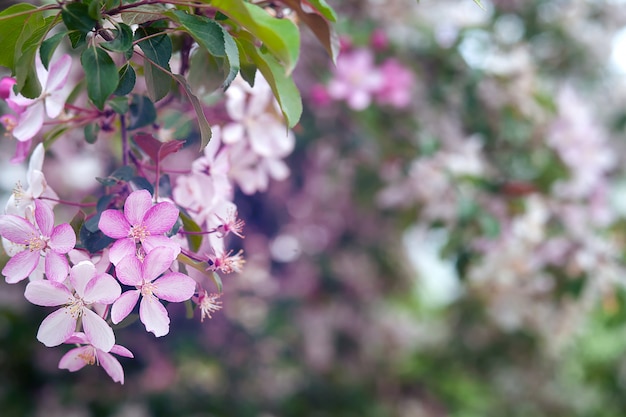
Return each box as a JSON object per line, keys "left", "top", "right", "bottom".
{"left": 370, "top": 29, "right": 389, "bottom": 51}
{"left": 0, "top": 77, "right": 16, "bottom": 100}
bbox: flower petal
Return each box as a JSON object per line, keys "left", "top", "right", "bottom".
{"left": 111, "top": 290, "right": 140, "bottom": 324}
{"left": 58, "top": 346, "right": 92, "bottom": 372}
{"left": 154, "top": 272, "right": 196, "bottom": 302}
{"left": 142, "top": 247, "right": 176, "bottom": 283}
{"left": 142, "top": 236, "right": 181, "bottom": 258}
{"left": 0, "top": 214, "right": 37, "bottom": 244}
{"left": 3, "top": 250, "right": 40, "bottom": 284}
{"left": 13, "top": 102, "right": 44, "bottom": 142}
{"left": 142, "top": 202, "right": 179, "bottom": 235}
{"left": 108, "top": 238, "right": 135, "bottom": 266}
{"left": 110, "top": 344, "right": 134, "bottom": 358}
{"left": 84, "top": 272, "right": 121, "bottom": 305}
{"left": 49, "top": 223, "right": 76, "bottom": 253}
{"left": 82, "top": 308, "right": 115, "bottom": 352}
{"left": 98, "top": 210, "right": 131, "bottom": 239}
{"left": 34, "top": 199, "right": 54, "bottom": 236}
{"left": 97, "top": 350, "right": 125, "bottom": 384}
{"left": 115, "top": 255, "right": 143, "bottom": 286}
{"left": 124, "top": 190, "right": 153, "bottom": 226}
{"left": 45, "top": 250, "right": 70, "bottom": 283}
{"left": 37, "top": 307, "right": 76, "bottom": 347}
{"left": 24, "top": 280, "right": 72, "bottom": 306}
{"left": 46, "top": 54, "right": 72, "bottom": 93}
{"left": 139, "top": 294, "right": 170, "bottom": 337}
{"left": 69, "top": 260, "right": 96, "bottom": 296}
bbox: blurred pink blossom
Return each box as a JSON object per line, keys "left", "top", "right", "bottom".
{"left": 327, "top": 49, "right": 383, "bottom": 110}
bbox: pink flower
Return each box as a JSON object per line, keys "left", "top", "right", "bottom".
{"left": 375, "top": 59, "right": 415, "bottom": 109}
{"left": 0, "top": 199, "right": 75, "bottom": 283}
{"left": 59, "top": 332, "right": 133, "bottom": 384}
{"left": 0, "top": 77, "right": 16, "bottom": 100}
{"left": 24, "top": 260, "right": 121, "bottom": 350}
{"left": 111, "top": 247, "right": 196, "bottom": 337}
{"left": 8, "top": 54, "right": 72, "bottom": 142}
{"left": 193, "top": 290, "right": 222, "bottom": 322}
{"left": 327, "top": 49, "right": 383, "bottom": 110}
{"left": 98, "top": 189, "right": 181, "bottom": 265}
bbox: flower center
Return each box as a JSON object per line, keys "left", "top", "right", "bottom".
{"left": 12, "top": 181, "right": 24, "bottom": 204}
{"left": 141, "top": 281, "right": 157, "bottom": 298}
{"left": 67, "top": 298, "right": 85, "bottom": 319}
{"left": 27, "top": 235, "right": 48, "bottom": 252}
{"left": 129, "top": 224, "right": 150, "bottom": 243}
{"left": 78, "top": 348, "right": 97, "bottom": 366}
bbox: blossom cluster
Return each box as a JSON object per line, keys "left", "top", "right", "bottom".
{"left": 0, "top": 55, "right": 295, "bottom": 383}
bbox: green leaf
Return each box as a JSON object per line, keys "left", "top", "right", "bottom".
{"left": 237, "top": 37, "right": 302, "bottom": 128}
{"left": 87, "top": 0, "right": 102, "bottom": 20}
{"left": 209, "top": 0, "right": 300, "bottom": 73}
{"left": 180, "top": 212, "right": 203, "bottom": 252}
{"left": 108, "top": 96, "right": 129, "bottom": 114}
{"left": 120, "top": 4, "right": 169, "bottom": 25}
{"left": 61, "top": 2, "right": 97, "bottom": 34}
{"left": 306, "top": 0, "right": 338, "bottom": 22}
{"left": 173, "top": 74, "right": 212, "bottom": 150}
{"left": 84, "top": 123, "right": 100, "bottom": 144}
{"left": 239, "top": 63, "right": 257, "bottom": 87}
{"left": 188, "top": 48, "right": 227, "bottom": 94}
{"left": 144, "top": 60, "right": 172, "bottom": 102}
{"left": 101, "top": 22, "right": 133, "bottom": 53}
{"left": 128, "top": 94, "right": 156, "bottom": 130}
{"left": 0, "top": 3, "right": 38, "bottom": 70}
{"left": 166, "top": 10, "right": 239, "bottom": 88}
{"left": 15, "top": 16, "right": 58, "bottom": 98}
{"left": 114, "top": 63, "right": 136, "bottom": 96}
{"left": 40, "top": 31, "right": 67, "bottom": 70}
{"left": 81, "top": 45, "right": 119, "bottom": 110}
{"left": 135, "top": 26, "right": 172, "bottom": 69}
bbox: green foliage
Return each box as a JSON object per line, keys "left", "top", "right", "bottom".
{"left": 81, "top": 45, "right": 118, "bottom": 110}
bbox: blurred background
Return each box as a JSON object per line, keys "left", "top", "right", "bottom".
{"left": 5, "top": 0, "right": 626, "bottom": 416}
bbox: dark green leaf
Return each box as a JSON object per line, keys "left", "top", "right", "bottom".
{"left": 61, "top": 2, "right": 97, "bottom": 34}
{"left": 281, "top": 0, "right": 339, "bottom": 62}
{"left": 96, "top": 194, "right": 114, "bottom": 213}
{"left": 144, "top": 60, "right": 171, "bottom": 102}
{"left": 188, "top": 48, "right": 227, "bottom": 94}
{"left": 81, "top": 45, "right": 118, "bottom": 109}
{"left": 40, "top": 31, "right": 67, "bottom": 70}
{"left": 121, "top": 4, "right": 169, "bottom": 25}
{"left": 111, "top": 165, "right": 135, "bottom": 181}
{"left": 84, "top": 123, "right": 100, "bottom": 144}
{"left": 79, "top": 222, "right": 114, "bottom": 253}
{"left": 128, "top": 94, "right": 156, "bottom": 130}
{"left": 87, "top": 0, "right": 102, "bottom": 20}
{"left": 130, "top": 176, "right": 154, "bottom": 194}
{"left": 239, "top": 63, "right": 257, "bottom": 88}
{"left": 135, "top": 26, "right": 171, "bottom": 69}
{"left": 166, "top": 10, "right": 239, "bottom": 87}
{"left": 68, "top": 30, "right": 86, "bottom": 49}
{"left": 173, "top": 74, "right": 212, "bottom": 150}
{"left": 306, "top": 0, "right": 338, "bottom": 22}
{"left": 101, "top": 22, "right": 133, "bottom": 53}
{"left": 114, "top": 63, "right": 136, "bottom": 96}
{"left": 108, "top": 96, "right": 129, "bottom": 114}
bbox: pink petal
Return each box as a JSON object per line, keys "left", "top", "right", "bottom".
{"left": 84, "top": 273, "right": 121, "bottom": 305}
{"left": 124, "top": 190, "right": 153, "bottom": 226}
{"left": 142, "top": 236, "right": 181, "bottom": 257}
{"left": 37, "top": 307, "right": 76, "bottom": 347}
{"left": 139, "top": 294, "right": 170, "bottom": 337}
{"left": 28, "top": 143, "right": 45, "bottom": 173}
{"left": 0, "top": 214, "right": 37, "bottom": 244}
{"left": 49, "top": 223, "right": 76, "bottom": 253}
{"left": 108, "top": 238, "right": 135, "bottom": 266}
{"left": 111, "top": 290, "right": 140, "bottom": 324}
{"left": 154, "top": 272, "right": 196, "bottom": 302}
{"left": 45, "top": 250, "right": 70, "bottom": 282}
{"left": 82, "top": 308, "right": 115, "bottom": 352}
{"left": 222, "top": 123, "right": 245, "bottom": 144}
{"left": 34, "top": 199, "right": 54, "bottom": 236}
{"left": 3, "top": 249, "right": 40, "bottom": 284}
{"left": 24, "top": 280, "right": 72, "bottom": 306}
{"left": 97, "top": 350, "right": 125, "bottom": 384}
{"left": 142, "top": 247, "right": 176, "bottom": 282}
{"left": 46, "top": 54, "right": 72, "bottom": 93}
{"left": 115, "top": 255, "right": 143, "bottom": 286}
{"left": 58, "top": 346, "right": 92, "bottom": 372}
{"left": 98, "top": 210, "right": 131, "bottom": 239}
{"left": 110, "top": 344, "right": 134, "bottom": 358}
{"left": 64, "top": 332, "right": 89, "bottom": 344}
{"left": 69, "top": 260, "right": 96, "bottom": 296}
{"left": 142, "top": 201, "right": 179, "bottom": 234}
{"left": 28, "top": 170, "right": 45, "bottom": 199}
{"left": 13, "top": 102, "right": 44, "bottom": 142}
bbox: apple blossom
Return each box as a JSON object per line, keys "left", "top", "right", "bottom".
{"left": 0, "top": 199, "right": 75, "bottom": 283}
